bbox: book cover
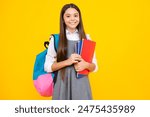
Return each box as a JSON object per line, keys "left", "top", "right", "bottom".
{"left": 77, "top": 39, "right": 96, "bottom": 77}
{"left": 78, "top": 40, "right": 83, "bottom": 54}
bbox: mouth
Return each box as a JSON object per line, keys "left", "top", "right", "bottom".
{"left": 69, "top": 22, "right": 77, "bottom": 25}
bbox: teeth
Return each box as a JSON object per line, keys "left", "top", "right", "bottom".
{"left": 70, "top": 22, "right": 76, "bottom": 24}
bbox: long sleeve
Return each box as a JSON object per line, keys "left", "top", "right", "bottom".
{"left": 44, "top": 36, "right": 57, "bottom": 72}
{"left": 86, "top": 34, "right": 98, "bottom": 72}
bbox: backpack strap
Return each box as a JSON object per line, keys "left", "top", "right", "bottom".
{"left": 44, "top": 34, "right": 59, "bottom": 52}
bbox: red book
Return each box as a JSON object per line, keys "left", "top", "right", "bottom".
{"left": 77, "top": 39, "right": 96, "bottom": 77}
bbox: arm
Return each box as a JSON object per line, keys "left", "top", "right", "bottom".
{"left": 84, "top": 62, "right": 96, "bottom": 72}
{"left": 51, "top": 60, "right": 68, "bottom": 71}
{"left": 86, "top": 34, "right": 98, "bottom": 72}
{"left": 74, "top": 58, "right": 96, "bottom": 72}
{"left": 51, "top": 53, "right": 82, "bottom": 72}
{"left": 44, "top": 36, "right": 57, "bottom": 72}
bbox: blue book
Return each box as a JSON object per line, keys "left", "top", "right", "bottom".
{"left": 74, "top": 42, "right": 78, "bottom": 53}
{"left": 74, "top": 40, "right": 86, "bottom": 78}
{"left": 75, "top": 40, "right": 82, "bottom": 54}
{"left": 78, "top": 40, "right": 82, "bottom": 54}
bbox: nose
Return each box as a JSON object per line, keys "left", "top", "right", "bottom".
{"left": 70, "top": 16, "right": 75, "bottom": 21}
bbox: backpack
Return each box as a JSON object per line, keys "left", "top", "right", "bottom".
{"left": 33, "top": 34, "right": 59, "bottom": 97}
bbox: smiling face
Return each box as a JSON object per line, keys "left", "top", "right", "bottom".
{"left": 63, "top": 8, "right": 80, "bottom": 33}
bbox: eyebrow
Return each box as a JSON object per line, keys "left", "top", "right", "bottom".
{"left": 65, "top": 13, "right": 79, "bottom": 15}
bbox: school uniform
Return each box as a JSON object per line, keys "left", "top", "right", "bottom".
{"left": 44, "top": 29, "right": 98, "bottom": 100}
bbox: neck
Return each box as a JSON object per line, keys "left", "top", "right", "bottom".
{"left": 67, "top": 28, "right": 76, "bottom": 33}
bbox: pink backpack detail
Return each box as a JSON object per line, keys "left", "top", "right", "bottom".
{"left": 33, "top": 74, "right": 54, "bottom": 97}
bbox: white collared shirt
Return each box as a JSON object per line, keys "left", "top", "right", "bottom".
{"left": 44, "top": 29, "right": 98, "bottom": 72}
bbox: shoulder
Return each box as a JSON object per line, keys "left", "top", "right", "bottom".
{"left": 49, "top": 35, "right": 54, "bottom": 41}
{"left": 49, "top": 34, "right": 59, "bottom": 39}
{"left": 49, "top": 34, "right": 59, "bottom": 51}
{"left": 49, "top": 34, "right": 59, "bottom": 42}
{"left": 86, "top": 34, "right": 91, "bottom": 40}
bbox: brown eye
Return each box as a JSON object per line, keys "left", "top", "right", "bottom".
{"left": 66, "top": 15, "right": 70, "bottom": 18}
{"left": 74, "top": 14, "right": 78, "bottom": 17}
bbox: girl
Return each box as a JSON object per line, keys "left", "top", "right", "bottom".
{"left": 44, "top": 3, "right": 98, "bottom": 100}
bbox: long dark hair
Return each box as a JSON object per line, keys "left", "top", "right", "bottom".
{"left": 57, "top": 3, "right": 86, "bottom": 79}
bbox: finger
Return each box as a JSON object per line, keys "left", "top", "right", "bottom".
{"left": 73, "top": 60, "right": 78, "bottom": 64}
{"left": 74, "top": 63, "right": 77, "bottom": 66}
{"left": 75, "top": 67, "right": 79, "bottom": 71}
{"left": 76, "top": 54, "right": 81, "bottom": 58}
{"left": 74, "top": 58, "right": 81, "bottom": 62}
{"left": 76, "top": 69, "right": 81, "bottom": 72}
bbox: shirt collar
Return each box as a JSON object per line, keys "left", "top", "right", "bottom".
{"left": 66, "top": 29, "right": 78, "bottom": 34}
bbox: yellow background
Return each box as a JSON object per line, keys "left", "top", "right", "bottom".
{"left": 0, "top": 0, "right": 150, "bottom": 100}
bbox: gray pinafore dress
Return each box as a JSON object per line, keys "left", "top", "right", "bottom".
{"left": 52, "top": 40, "right": 92, "bottom": 100}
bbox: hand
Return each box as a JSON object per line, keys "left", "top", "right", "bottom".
{"left": 65, "top": 53, "right": 81, "bottom": 66}
{"left": 74, "top": 58, "right": 89, "bottom": 72}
